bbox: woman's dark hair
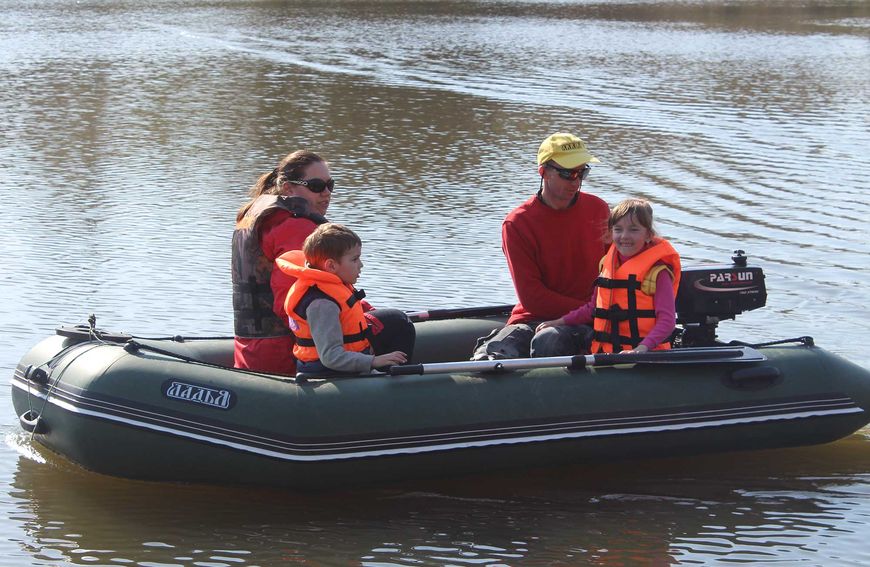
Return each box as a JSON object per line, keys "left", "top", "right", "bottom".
{"left": 236, "top": 150, "right": 326, "bottom": 222}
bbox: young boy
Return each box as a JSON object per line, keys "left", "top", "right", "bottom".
{"left": 275, "top": 223, "right": 414, "bottom": 376}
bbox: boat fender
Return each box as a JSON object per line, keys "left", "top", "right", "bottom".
{"left": 19, "top": 410, "right": 48, "bottom": 434}
{"left": 24, "top": 364, "right": 50, "bottom": 386}
{"left": 725, "top": 366, "right": 782, "bottom": 390}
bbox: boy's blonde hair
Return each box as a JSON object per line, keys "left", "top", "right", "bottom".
{"left": 303, "top": 223, "right": 362, "bottom": 268}
{"left": 608, "top": 198, "right": 658, "bottom": 238}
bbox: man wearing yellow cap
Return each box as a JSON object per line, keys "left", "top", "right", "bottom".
{"left": 472, "top": 133, "right": 609, "bottom": 360}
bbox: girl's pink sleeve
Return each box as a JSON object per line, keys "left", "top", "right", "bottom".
{"left": 640, "top": 270, "right": 677, "bottom": 350}
{"left": 562, "top": 292, "right": 595, "bottom": 326}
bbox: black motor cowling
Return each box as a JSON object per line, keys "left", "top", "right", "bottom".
{"left": 675, "top": 250, "right": 767, "bottom": 346}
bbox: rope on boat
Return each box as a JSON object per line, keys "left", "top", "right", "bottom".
{"left": 68, "top": 314, "right": 234, "bottom": 342}
{"left": 51, "top": 315, "right": 294, "bottom": 381}
{"left": 131, "top": 335, "right": 236, "bottom": 341}
{"left": 22, "top": 315, "right": 294, "bottom": 436}
{"left": 23, "top": 333, "right": 98, "bottom": 440}
{"left": 122, "top": 340, "right": 296, "bottom": 382}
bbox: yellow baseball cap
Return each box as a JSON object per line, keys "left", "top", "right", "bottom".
{"left": 537, "top": 133, "right": 600, "bottom": 168}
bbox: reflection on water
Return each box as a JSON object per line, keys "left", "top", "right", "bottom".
{"left": 1, "top": 0, "right": 869, "bottom": 564}
{"left": 6, "top": 433, "right": 870, "bottom": 565}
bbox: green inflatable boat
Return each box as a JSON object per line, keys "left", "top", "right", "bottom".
{"left": 11, "top": 257, "right": 870, "bottom": 488}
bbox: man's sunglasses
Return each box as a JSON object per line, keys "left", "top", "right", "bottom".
{"left": 287, "top": 178, "right": 335, "bottom": 193}
{"left": 546, "top": 163, "right": 591, "bottom": 181}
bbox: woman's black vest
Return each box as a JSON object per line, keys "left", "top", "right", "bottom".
{"left": 231, "top": 195, "right": 326, "bottom": 338}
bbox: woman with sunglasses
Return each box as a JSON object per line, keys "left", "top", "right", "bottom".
{"left": 231, "top": 150, "right": 336, "bottom": 375}
{"left": 471, "top": 133, "right": 610, "bottom": 361}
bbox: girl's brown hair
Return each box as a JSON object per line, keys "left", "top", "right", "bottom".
{"left": 236, "top": 150, "right": 326, "bottom": 222}
{"left": 608, "top": 198, "right": 657, "bottom": 238}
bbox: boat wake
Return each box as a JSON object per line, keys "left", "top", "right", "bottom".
{"left": 593, "top": 493, "right": 719, "bottom": 506}
{"left": 384, "top": 491, "right": 510, "bottom": 505}
{"left": 4, "top": 431, "right": 46, "bottom": 464}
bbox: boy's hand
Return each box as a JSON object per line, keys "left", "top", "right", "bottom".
{"left": 372, "top": 351, "right": 407, "bottom": 369}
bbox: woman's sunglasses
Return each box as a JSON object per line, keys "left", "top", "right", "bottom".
{"left": 546, "top": 163, "right": 591, "bottom": 181}
{"left": 287, "top": 178, "right": 335, "bottom": 193}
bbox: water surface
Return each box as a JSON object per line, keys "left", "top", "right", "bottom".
{"left": 1, "top": 0, "right": 869, "bottom": 564}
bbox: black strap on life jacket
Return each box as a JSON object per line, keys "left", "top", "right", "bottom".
{"left": 592, "top": 274, "right": 656, "bottom": 351}
{"left": 231, "top": 196, "right": 328, "bottom": 338}
{"left": 347, "top": 288, "right": 366, "bottom": 308}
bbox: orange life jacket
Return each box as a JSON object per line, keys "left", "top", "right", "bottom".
{"left": 276, "top": 250, "right": 371, "bottom": 363}
{"left": 591, "top": 239, "right": 681, "bottom": 353}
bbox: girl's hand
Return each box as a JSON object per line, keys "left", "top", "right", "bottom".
{"left": 620, "top": 344, "right": 650, "bottom": 354}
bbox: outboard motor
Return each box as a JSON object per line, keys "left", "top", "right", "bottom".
{"left": 675, "top": 250, "right": 767, "bottom": 346}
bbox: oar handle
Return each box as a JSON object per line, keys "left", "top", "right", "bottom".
{"left": 388, "top": 364, "right": 426, "bottom": 376}
{"left": 388, "top": 356, "right": 588, "bottom": 376}
{"left": 386, "top": 347, "right": 764, "bottom": 377}
{"left": 592, "top": 348, "right": 745, "bottom": 365}
{"left": 407, "top": 304, "right": 514, "bottom": 322}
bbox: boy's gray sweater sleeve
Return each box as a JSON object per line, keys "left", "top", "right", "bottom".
{"left": 307, "top": 298, "right": 374, "bottom": 373}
